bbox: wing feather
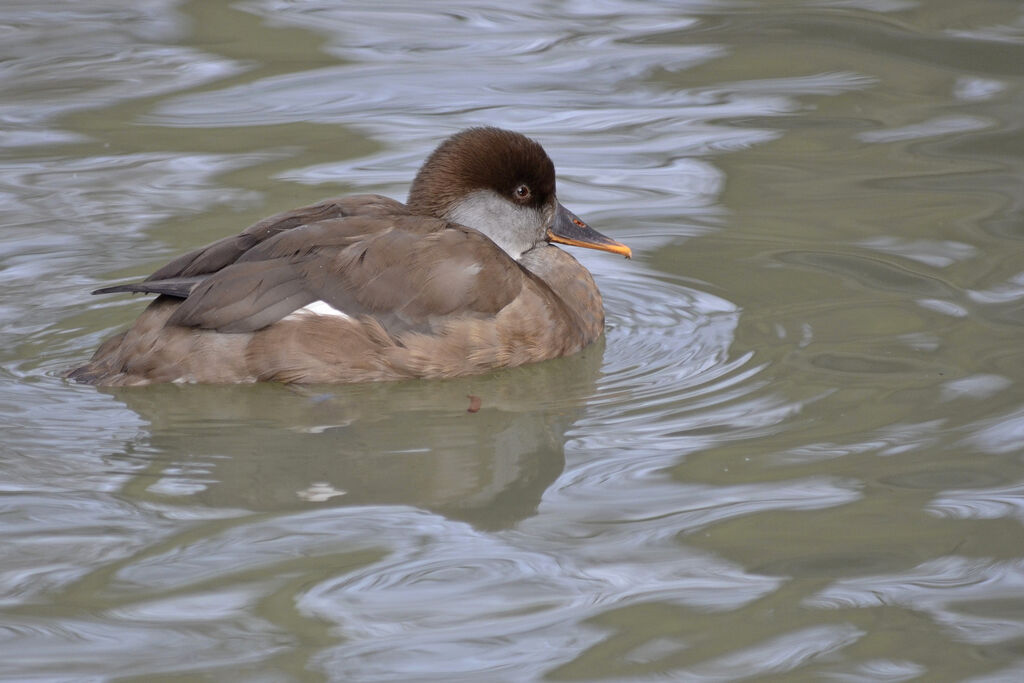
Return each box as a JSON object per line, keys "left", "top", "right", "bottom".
{"left": 146, "top": 195, "right": 408, "bottom": 280}
{"left": 96, "top": 198, "right": 527, "bottom": 336}
{"left": 165, "top": 260, "right": 315, "bottom": 332}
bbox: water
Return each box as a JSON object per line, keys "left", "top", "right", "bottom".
{"left": 3, "top": 0, "right": 1024, "bottom": 679}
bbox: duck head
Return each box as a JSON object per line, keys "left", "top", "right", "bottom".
{"left": 407, "top": 127, "right": 631, "bottom": 260}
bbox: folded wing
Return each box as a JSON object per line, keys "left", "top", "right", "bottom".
{"left": 99, "top": 198, "right": 526, "bottom": 337}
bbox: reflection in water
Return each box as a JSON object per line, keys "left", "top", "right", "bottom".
{"left": 109, "top": 342, "right": 607, "bottom": 529}
{"left": 4, "top": 0, "right": 1024, "bottom": 679}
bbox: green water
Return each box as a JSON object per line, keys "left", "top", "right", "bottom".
{"left": 3, "top": 0, "right": 1024, "bottom": 679}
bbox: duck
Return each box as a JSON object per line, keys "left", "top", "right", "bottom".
{"left": 67, "top": 127, "right": 631, "bottom": 386}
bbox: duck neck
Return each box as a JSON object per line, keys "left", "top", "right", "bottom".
{"left": 518, "top": 245, "right": 605, "bottom": 342}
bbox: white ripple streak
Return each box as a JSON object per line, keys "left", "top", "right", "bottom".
{"left": 929, "top": 480, "right": 1024, "bottom": 523}
{"left": 807, "top": 557, "right": 1024, "bottom": 645}
{"left": 294, "top": 507, "right": 779, "bottom": 680}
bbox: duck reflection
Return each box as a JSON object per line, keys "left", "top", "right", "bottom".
{"left": 104, "top": 340, "right": 604, "bottom": 530}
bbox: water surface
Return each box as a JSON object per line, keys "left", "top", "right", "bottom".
{"left": 3, "top": 0, "right": 1024, "bottom": 680}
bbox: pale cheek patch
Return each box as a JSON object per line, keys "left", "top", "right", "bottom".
{"left": 283, "top": 300, "right": 353, "bottom": 322}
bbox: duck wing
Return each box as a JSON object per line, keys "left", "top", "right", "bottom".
{"left": 161, "top": 215, "right": 524, "bottom": 336}
{"left": 144, "top": 194, "right": 409, "bottom": 281}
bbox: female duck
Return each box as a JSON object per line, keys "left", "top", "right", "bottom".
{"left": 69, "top": 127, "right": 630, "bottom": 385}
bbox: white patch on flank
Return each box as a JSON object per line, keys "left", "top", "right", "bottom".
{"left": 283, "top": 300, "right": 352, "bottom": 322}
{"left": 463, "top": 262, "right": 483, "bottom": 277}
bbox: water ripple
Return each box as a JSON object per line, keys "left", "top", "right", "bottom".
{"left": 146, "top": 2, "right": 876, "bottom": 222}
{"left": 929, "top": 480, "right": 1024, "bottom": 523}
{"left": 5, "top": 0, "right": 1024, "bottom": 680}
{"left": 807, "top": 557, "right": 1024, "bottom": 645}
{"left": 676, "top": 624, "right": 866, "bottom": 680}
{"left": 0, "top": 0, "right": 242, "bottom": 149}
{"left": 291, "top": 507, "right": 781, "bottom": 679}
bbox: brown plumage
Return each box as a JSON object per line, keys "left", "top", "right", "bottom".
{"left": 68, "top": 127, "right": 630, "bottom": 386}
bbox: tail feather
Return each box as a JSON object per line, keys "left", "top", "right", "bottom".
{"left": 92, "top": 276, "right": 206, "bottom": 299}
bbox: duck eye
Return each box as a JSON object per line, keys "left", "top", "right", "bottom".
{"left": 514, "top": 184, "right": 531, "bottom": 200}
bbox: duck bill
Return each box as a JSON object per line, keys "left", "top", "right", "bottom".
{"left": 546, "top": 203, "right": 632, "bottom": 259}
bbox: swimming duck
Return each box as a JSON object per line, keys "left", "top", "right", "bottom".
{"left": 68, "top": 127, "right": 631, "bottom": 386}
